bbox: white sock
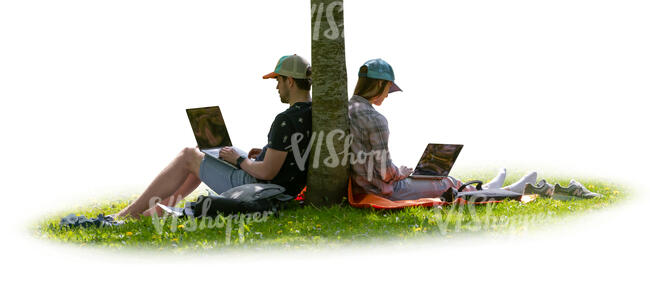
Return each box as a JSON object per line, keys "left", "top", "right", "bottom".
{"left": 483, "top": 168, "right": 507, "bottom": 189}
{"left": 503, "top": 171, "right": 538, "bottom": 193}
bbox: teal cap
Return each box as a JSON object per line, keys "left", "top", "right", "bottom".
{"left": 358, "top": 58, "right": 402, "bottom": 93}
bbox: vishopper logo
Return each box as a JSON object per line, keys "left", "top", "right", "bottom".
{"left": 426, "top": 195, "right": 550, "bottom": 234}
{"left": 311, "top": 1, "right": 344, "bottom": 40}
{"left": 148, "top": 196, "right": 273, "bottom": 245}
{"left": 146, "top": 194, "right": 547, "bottom": 245}
{"left": 430, "top": 195, "right": 494, "bottom": 235}
{"left": 287, "top": 129, "right": 391, "bottom": 182}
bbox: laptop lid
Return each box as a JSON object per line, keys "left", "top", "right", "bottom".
{"left": 186, "top": 106, "right": 232, "bottom": 150}
{"left": 411, "top": 143, "right": 464, "bottom": 177}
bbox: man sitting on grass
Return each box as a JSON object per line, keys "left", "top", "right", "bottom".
{"left": 116, "top": 54, "right": 313, "bottom": 219}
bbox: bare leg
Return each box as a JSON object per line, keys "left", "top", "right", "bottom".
{"left": 141, "top": 173, "right": 202, "bottom": 217}
{"left": 117, "top": 147, "right": 204, "bottom": 218}
{"left": 159, "top": 173, "right": 202, "bottom": 207}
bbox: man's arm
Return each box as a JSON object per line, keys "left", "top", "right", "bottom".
{"left": 221, "top": 113, "right": 293, "bottom": 180}
{"left": 219, "top": 146, "right": 287, "bottom": 181}
{"left": 240, "top": 148, "right": 287, "bottom": 180}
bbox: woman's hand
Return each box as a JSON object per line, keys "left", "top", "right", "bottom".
{"left": 219, "top": 147, "right": 241, "bottom": 164}
{"left": 398, "top": 166, "right": 413, "bottom": 180}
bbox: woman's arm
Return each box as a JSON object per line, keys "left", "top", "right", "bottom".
{"left": 367, "top": 115, "right": 402, "bottom": 183}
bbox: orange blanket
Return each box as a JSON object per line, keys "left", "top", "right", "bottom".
{"left": 295, "top": 180, "right": 534, "bottom": 210}
{"left": 346, "top": 179, "right": 526, "bottom": 209}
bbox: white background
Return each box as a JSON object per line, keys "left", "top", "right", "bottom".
{"left": 1, "top": 0, "right": 649, "bottom": 300}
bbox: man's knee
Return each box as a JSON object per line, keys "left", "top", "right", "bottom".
{"left": 180, "top": 146, "right": 197, "bottom": 157}
{"left": 180, "top": 147, "right": 203, "bottom": 172}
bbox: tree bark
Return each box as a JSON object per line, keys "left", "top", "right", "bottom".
{"left": 306, "top": 0, "right": 349, "bottom": 206}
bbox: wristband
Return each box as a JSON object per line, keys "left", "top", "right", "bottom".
{"left": 236, "top": 156, "right": 246, "bottom": 169}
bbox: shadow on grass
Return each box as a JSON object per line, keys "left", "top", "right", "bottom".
{"left": 33, "top": 174, "right": 630, "bottom": 253}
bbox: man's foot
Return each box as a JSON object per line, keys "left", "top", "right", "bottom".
{"left": 110, "top": 211, "right": 140, "bottom": 221}
{"left": 106, "top": 213, "right": 128, "bottom": 222}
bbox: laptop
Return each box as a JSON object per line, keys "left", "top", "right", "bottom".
{"left": 409, "top": 143, "right": 464, "bottom": 179}
{"left": 186, "top": 106, "right": 239, "bottom": 169}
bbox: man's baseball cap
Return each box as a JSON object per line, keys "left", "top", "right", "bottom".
{"left": 263, "top": 54, "right": 311, "bottom": 79}
{"left": 358, "top": 58, "right": 402, "bottom": 93}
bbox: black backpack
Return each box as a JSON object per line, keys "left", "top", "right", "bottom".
{"left": 158, "top": 183, "right": 295, "bottom": 218}
{"left": 441, "top": 180, "right": 523, "bottom": 202}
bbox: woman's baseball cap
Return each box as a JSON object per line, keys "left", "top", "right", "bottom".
{"left": 263, "top": 54, "right": 311, "bottom": 79}
{"left": 358, "top": 58, "right": 402, "bottom": 93}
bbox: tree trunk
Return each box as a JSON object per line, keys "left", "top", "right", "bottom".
{"left": 306, "top": 0, "right": 349, "bottom": 206}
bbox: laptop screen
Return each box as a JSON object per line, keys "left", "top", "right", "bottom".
{"left": 186, "top": 106, "right": 232, "bottom": 149}
{"left": 412, "top": 143, "right": 463, "bottom": 177}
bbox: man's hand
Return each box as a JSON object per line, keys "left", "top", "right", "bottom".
{"left": 248, "top": 148, "right": 263, "bottom": 159}
{"left": 219, "top": 147, "right": 241, "bottom": 164}
{"left": 398, "top": 166, "right": 413, "bottom": 180}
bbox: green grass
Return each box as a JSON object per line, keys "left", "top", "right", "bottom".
{"left": 33, "top": 171, "right": 629, "bottom": 253}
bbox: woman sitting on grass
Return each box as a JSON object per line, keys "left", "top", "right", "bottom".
{"left": 348, "top": 59, "right": 537, "bottom": 201}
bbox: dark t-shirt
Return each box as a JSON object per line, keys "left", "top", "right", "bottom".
{"left": 256, "top": 102, "right": 312, "bottom": 196}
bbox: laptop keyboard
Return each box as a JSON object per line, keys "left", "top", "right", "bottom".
{"left": 204, "top": 148, "right": 221, "bottom": 156}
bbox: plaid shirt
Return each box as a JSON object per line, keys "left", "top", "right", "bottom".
{"left": 348, "top": 95, "right": 401, "bottom": 196}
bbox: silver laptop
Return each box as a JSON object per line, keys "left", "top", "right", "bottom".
{"left": 186, "top": 106, "right": 240, "bottom": 169}
{"left": 409, "top": 143, "right": 464, "bottom": 179}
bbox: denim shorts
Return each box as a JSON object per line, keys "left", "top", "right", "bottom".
{"left": 199, "top": 155, "right": 258, "bottom": 194}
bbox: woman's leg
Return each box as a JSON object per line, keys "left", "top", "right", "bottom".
{"left": 389, "top": 170, "right": 514, "bottom": 201}
{"left": 483, "top": 168, "right": 507, "bottom": 189}
{"left": 117, "top": 147, "right": 204, "bottom": 218}
{"left": 390, "top": 176, "right": 467, "bottom": 201}
{"left": 388, "top": 170, "right": 538, "bottom": 201}
{"left": 503, "top": 171, "right": 537, "bottom": 193}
